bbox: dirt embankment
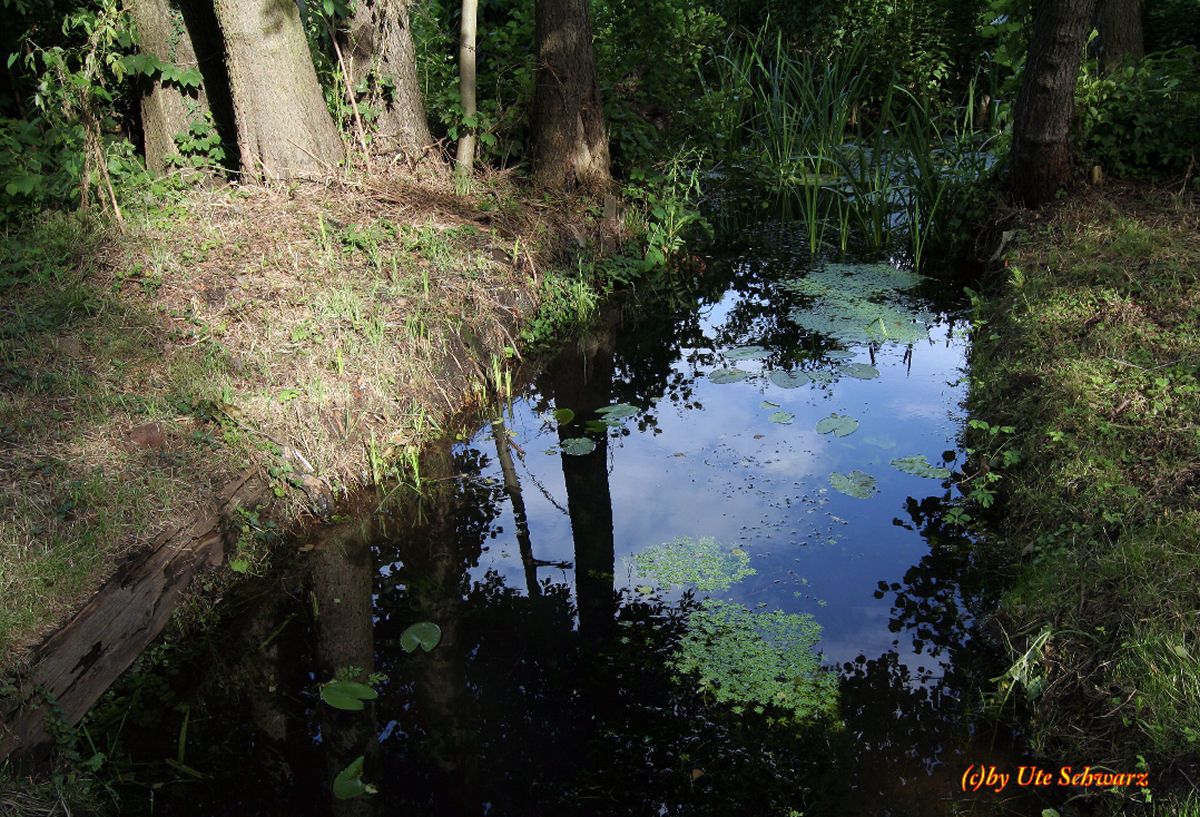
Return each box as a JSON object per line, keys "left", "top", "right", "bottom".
{"left": 0, "top": 171, "right": 618, "bottom": 757}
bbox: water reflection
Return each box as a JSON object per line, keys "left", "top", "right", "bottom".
{"left": 111, "top": 234, "right": 1041, "bottom": 815}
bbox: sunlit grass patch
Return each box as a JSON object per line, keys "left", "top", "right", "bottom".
{"left": 972, "top": 184, "right": 1200, "bottom": 766}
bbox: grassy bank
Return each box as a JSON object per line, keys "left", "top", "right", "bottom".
{"left": 0, "top": 172, "right": 614, "bottom": 679}
{"left": 970, "top": 184, "right": 1200, "bottom": 792}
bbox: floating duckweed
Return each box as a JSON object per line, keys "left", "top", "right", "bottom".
{"left": 673, "top": 599, "right": 838, "bottom": 723}
{"left": 783, "top": 263, "right": 932, "bottom": 345}
{"left": 634, "top": 536, "right": 755, "bottom": 591}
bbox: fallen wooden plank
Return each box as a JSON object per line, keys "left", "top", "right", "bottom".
{"left": 0, "top": 470, "right": 267, "bottom": 761}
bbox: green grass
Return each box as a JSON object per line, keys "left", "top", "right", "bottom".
{"left": 970, "top": 185, "right": 1200, "bottom": 771}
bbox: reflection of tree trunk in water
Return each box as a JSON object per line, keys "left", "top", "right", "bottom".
{"left": 547, "top": 331, "right": 616, "bottom": 643}
{"left": 311, "top": 526, "right": 378, "bottom": 817}
{"left": 491, "top": 419, "right": 540, "bottom": 597}
{"left": 406, "top": 450, "right": 481, "bottom": 815}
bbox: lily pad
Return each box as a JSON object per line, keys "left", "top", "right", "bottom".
{"left": 725, "top": 345, "right": 767, "bottom": 361}
{"left": 760, "top": 400, "right": 780, "bottom": 409}
{"left": 320, "top": 680, "right": 378, "bottom": 711}
{"left": 769, "top": 370, "right": 810, "bottom": 389}
{"left": 595, "top": 403, "right": 638, "bottom": 420}
{"left": 709, "top": 368, "right": 750, "bottom": 384}
{"left": 769, "top": 411, "right": 794, "bottom": 425}
{"left": 890, "top": 455, "right": 951, "bottom": 479}
{"left": 839, "top": 362, "right": 880, "bottom": 380}
{"left": 815, "top": 413, "right": 859, "bottom": 437}
{"left": 400, "top": 621, "right": 443, "bottom": 653}
{"left": 552, "top": 408, "right": 575, "bottom": 425}
{"left": 560, "top": 437, "right": 597, "bottom": 456}
{"left": 829, "top": 470, "right": 877, "bottom": 499}
{"left": 824, "top": 350, "right": 855, "bottom": 361}
{"left": 333, "top": 756, "right": 376, "bottom": 800}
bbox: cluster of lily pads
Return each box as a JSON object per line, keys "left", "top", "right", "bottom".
{"left": 702, "top": 264, "right": 954, "bottom": 499}
{"left": 318, "top": 621, "right": 442, "bottom": 800}
{"left": 550, "top": 401, "right": 640, "bottom": 457}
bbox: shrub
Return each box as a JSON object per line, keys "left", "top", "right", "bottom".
{"left": 1077, "top": 47, "right": 1200, "bottom": 180}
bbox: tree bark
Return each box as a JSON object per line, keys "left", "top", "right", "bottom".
{"left": 454, "top": 0, "right": 478, "bottom": 178}
{"left": 130, "top": 0, "right": 211, "bottom": 174}
{"left": 531, "top": 0, "right": 611, "bottom": 191}
{"left": 341, "top": 0, "right": 434, "bottom": 157}
{"left": 1097, "top": 0, "right": 1144, "bottom": 69}
{"left": 1009, "top": 0, "right": 1100, "bottom": 208}
{"left": 212, "top": 0, "right": 344, "bottom": 179}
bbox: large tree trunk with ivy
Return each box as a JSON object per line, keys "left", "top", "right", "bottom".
{"left": 1098, "top": 0, "right": 1144, "bottom": 69}
{"left": 531, "top": 0, "right": 611, "bottom": 191}
{"left": 341, "top": 0, "right": 434, "bottom": 157}
{"left": 130, "top": 0, "right": 211, "bottom": 174}
{"left": 212, "top": 0, "right": 343, "bottom": 179}
{"left": 1009, "top": 0, "right": 1099, "bottom": 208}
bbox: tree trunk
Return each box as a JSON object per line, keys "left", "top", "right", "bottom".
{"left": 212, "top": 0, "right": 344, "bottom": 179}
{"left": 1097, "top": 0, "right": 1144, "bottom": 69}
{"left": 454, "top": 0, "right": 478, "bottom": 179}
{"left": 341, "top": 0, "right": 434, "bottom": 157}
{"left": 491, "top": 420, "right": 540, "bottom": 598}
{"left": 130, "top": 0, "right": 211, "bottom": 174}
{"left": 547, "top": 332, "right": 616, "bottom": 642}
{"left": 1009, "top": 0, "right": 1100, "bottom": 208}
{"left": 531, "top": 0, "right": 611, "bottom": 191}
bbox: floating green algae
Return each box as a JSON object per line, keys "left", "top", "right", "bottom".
{"left": 634, "top": 536, "right": 755, "bottom": 591}
{"left": 673, "top": 599, "right": 838, "bottom": 723}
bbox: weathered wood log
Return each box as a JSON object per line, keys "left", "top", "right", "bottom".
{"left": 0, "top": 470, "right": 267, "bottom": 761}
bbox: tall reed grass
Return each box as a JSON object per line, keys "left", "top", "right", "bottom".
{"left": 701, "top": 30, "right": 994, "bottom": 267}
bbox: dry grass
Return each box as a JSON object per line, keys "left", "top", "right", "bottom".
{"left": 0, "top": 169, "right": 609, "bottom": 673}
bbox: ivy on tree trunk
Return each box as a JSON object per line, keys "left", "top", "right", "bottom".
{"left": 341, "top": 0, "right": 435, "bottom": 158}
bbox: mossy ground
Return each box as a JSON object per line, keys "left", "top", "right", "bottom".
{"left": 971, "top": 183, "right": 1200, "bottom": 795}
{"left": 0, "top": 171, "right": 613, "bottom": 678}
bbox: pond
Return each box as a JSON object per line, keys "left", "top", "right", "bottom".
{"left": 105, "top": 223, "right": 1037, "bottom": 816}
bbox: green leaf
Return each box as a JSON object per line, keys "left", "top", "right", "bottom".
{"left": 560, "top": 437, "right": 596, "bottom": 456}
{"left": 889, "top": 455, "right": 951, "bottom": 479}
{"left": 829, "top": 470, "right": 877, "bottom": 499}
{"left": 320, "top": 680, "right": 378, "bottom": 711}
{"left": 595, "top": 403, "right": 638, "bottom": 420}
{"left": 815, "top": 413, "right": 859, "bottom": 437}
{"left": 724, "top": 345, "right": 767, "bottom": 361}
{"left": 229, "top": 558, "right": 249, "bottom": 574}
{"left": 332, "top": 756, "right": 376, "bottom": 800}
{"left": 839, "top": 362, "right": 880, "bottom": 380}
{"left": 552, "top": 408, "right": 575, "bottom": 425}
{"left": 768, "top": 370, "right": 810, "bottom": 389}
{"left": 760, "top": 400, "right": 780, "bottom": 409}
{"left": 768, "top": 411, "right": 794, "bottom": 425}
{"left": 4, "top": 174, "right": 42, "bottom": 195}
{"left": 400, "top": 621, "right": 442, "bottom": 653}
{"left": 708, "top": 368, "right": 750, "bottom": 384}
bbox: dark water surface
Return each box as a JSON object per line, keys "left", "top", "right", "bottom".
{"left": 109, "top": 228, "right": 1039, "bottom": 816}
